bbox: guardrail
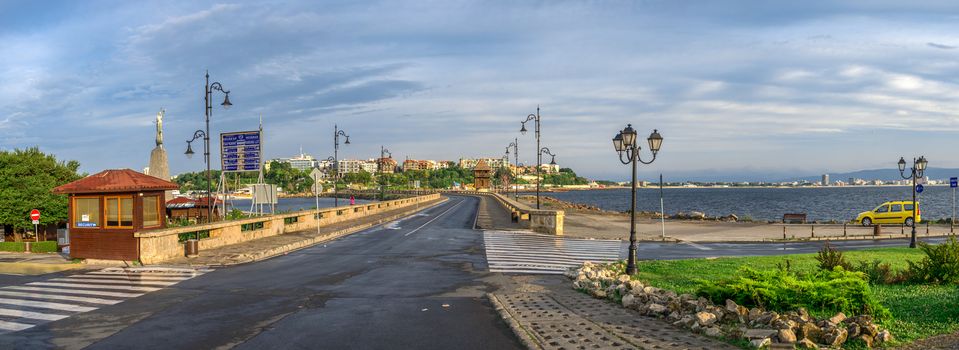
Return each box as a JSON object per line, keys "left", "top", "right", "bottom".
{"left": 135, "top": 193, "right": 441, "bottom": 264}
{"left": 769, "top": 221, "right": 955, "bottom": 242}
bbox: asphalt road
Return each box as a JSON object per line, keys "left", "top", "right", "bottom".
{"left": 0, "top": 195, "right": 523, "bottom": 350}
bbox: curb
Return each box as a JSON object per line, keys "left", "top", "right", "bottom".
{"left": 174, "top": 198, "right": 449, "bottom": 268}
{"left": 0, "top": 262, "right": 85, "bottom": 275}
{"left": 487, "top": 292, "right": 543, "bottom": 350}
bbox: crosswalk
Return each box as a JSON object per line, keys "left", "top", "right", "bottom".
{"left": 483, "top": 231, "right": 624, "bottom": 274}
{"left": 0, "top": 267, "right": 210, "bottom": 334}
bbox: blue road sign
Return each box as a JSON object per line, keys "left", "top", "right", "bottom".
{"left": 221, "top": 131, "right": 261, "bottom": 172}
{"left": 916, "top": 184, "right": 924, "bottom": 193}
{"left": 951, "top": 177, "right": 958, "bottom": 188}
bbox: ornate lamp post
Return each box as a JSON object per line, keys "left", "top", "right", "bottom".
{"left": 539, "top": 147, "right": 557, "bottom": 188}
{"left": 333, "top": 125, "right": 350, "bottom": 207}
{"left": 380, "top": 146, "right": 392, "bottom": 200}
{"left": 185, "top": 71, "right": 231, "bottom": 229}
{"left": 898, "top": 156, "right": 928, "bottom": 248}
{"left": 613, "top": 124, "right": 663, "bottom": 275}
{"left": 506, "top": 138, "right": 519, "bottom": 199}
{"left": 520, "top": 106, "right": 544, "bottom": 208}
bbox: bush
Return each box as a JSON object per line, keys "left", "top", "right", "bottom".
{"left": 30, "top": 241, "right": 58, "bottom": 253}
{"left": 177, "top": 230, "right": 210, "bottom": 243}
{"left": 855, "top": 259, "right": 900, "bottom": 285}
{"left": 696, "top": 266, "right": 892, "bottom": 321}
{"left": 816, "top": 241, "right": 852, "bottom": 271}
{"left": 0, "top": 242, "right": 26, "bottom": 252}
{"left": 905, "top": 236, "right": 959, "bottom": 285}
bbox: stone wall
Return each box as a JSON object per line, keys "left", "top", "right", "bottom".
{"left": 135, "top": 194, "right": 441, "bottom": 264}
{"left": 456, "top": 191, "right": 564, "bottom": 235}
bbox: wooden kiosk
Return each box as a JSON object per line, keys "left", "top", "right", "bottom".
{"left": 52, "top": 169, "right": 179, "bottom": 261}
{"left": 473, "top": 159, "right": 492, "bottom": 191}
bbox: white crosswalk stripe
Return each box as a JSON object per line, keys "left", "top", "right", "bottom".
{"left": 483, "top": 231, "right": 624, "bottom": 274}
{"left": 0, "top": 267, "right": 210, "bottom": 334}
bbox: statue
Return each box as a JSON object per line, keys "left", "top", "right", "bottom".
{"left": 155, "top": 108, "right": 164, "bottom": 146}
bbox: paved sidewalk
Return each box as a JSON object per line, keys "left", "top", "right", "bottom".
{"left": 489, "top": 275, "right": 737, "bottom": 350}
{"left": 474, "top": 194, "right": 526, "bottom": 231}
{"left": 0, "top": 252, "right": 84, "bottom": 275}
{"left": 162, "top": 198, "right": 446, "bottom": 267}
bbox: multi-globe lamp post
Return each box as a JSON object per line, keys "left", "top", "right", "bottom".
{"left": 520, "top": 107, "right": 547, "bottom": 209}
{"left": 612, "top": 124, "right": 663, "bottom": 275}
{"left": 506, "top": 138, "right": 518, "bottom": 200}
{"left": 539, "top": 147, "right": 558, "bottom": 188}
{"left": 185, "top": 71, "right": 232, "bottom": 230}
{"left": 380, "top": 146, "right": 392, "bottom": 200}
{"left": 332, "top": 125, "right": 350, "bottom": 207}
{"left": 897, "top": 156, "right": 928, "bottom": 249}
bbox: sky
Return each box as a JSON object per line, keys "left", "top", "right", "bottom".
{"left": 2, "top": 0, "right": 959, "bottom": 182}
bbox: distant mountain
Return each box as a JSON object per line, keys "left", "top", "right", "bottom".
{"left": 783, "top": 167, "right": 959, "bottom": 183}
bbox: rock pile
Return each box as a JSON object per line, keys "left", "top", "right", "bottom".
{"left": 566, "top": 262, "right": 893, "bottom": 349}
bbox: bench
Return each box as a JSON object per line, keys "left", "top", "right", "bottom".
{"left": 782, "top": 213, "right": 807, "bottom": 224}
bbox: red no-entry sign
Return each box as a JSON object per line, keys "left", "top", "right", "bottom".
{"left": 30, "top": 209, "right": 40, "bottom": 221}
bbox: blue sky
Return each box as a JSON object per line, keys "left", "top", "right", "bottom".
{"left": 2, "top": 1, "right": 958, "bottom": 181}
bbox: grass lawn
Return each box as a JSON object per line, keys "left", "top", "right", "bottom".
{"left": 633, "top": 248, "right": 959, "bottom": 347}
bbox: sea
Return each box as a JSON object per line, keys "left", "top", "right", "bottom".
{"left": 520, "top": 186, "right": 959, "bottom": 222}
{"left": 226, "top": 197, "right": 372, "bottom": 213}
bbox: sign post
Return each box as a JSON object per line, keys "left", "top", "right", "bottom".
{"left": 30, "top": 209, "right": 40, "bottom": 242}
{"left": 951, "top": 177, "right": 957, "bottom": 234}
{"left": 312, "top": 172, "right": 323, "bottom": 235}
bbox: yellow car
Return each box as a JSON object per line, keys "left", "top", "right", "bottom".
{"left": 856, "top": 201, "right": 921, "bottom": 227}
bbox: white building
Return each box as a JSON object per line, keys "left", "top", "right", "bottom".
{"left": 459, "top": 157, "right": 509, "bottom": 169}
{"left": 338, "top": 159, "right": 365, "bottom": 174}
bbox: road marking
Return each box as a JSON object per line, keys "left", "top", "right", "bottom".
{"left": 4, "top": 286, "right": 144, "bottom": 298}
{"left": 404, "top": 199, "right": 465, "bottom": 236}
{"left": 0, "top": 298, "right": 97, "bottom": 312}
{"left": 0, "top": 307, "right": 69, "bottom": 321}
{"left": 0, "top": 267, "right": 210, "bottom": 334}
{"left": 680, "top": 241, "right": 713, "bottom": 251}
{"left": 0, "top": 320, "right": 33, "bottom": 332}
{"left": 483, "top": 231, "right": 623, "bottom": 274}
{"left": 28, "top": 282, "right": 161, "bottom": 292}
{"left": 0, "top": 290, "right": 121, "bottom": 305}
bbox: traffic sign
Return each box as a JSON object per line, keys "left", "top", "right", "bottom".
{"left": 32, "top": 220, "right": 39, "bottom": 225}
{"left": 916, "top": 184, "right": 925, "bottom": 193}
{"left": 220, "top": 131, "right": 262, "bottom": 172}
{"left": 951, "top": 177, "right": 958, "bottom": 188}
{"left": 30, "top": 209, "right": 40, "bottom": 221}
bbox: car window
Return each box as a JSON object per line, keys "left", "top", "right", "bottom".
{"left": 904, "top": 203, "right": 914, "bottom": 211}
{"left": 891, "top": 204, "right": 902, "bottom": 212}
{"left": 875, "top": 205, "right": 889, "bottom": 213}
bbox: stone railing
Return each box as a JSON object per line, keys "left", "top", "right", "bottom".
{"left": 452, "top": 190, "right": 564, "bottom": 235}
{"left": 135, "top": 193, "right": 441, "bottom": 264}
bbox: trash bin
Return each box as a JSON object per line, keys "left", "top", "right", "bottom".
{"left": 185, "top": 239, "right": 199, "bottom": 258}
{"left": 873, "top": 224, "right": 882, "bottom": 236}
{"left": 511, "top": 211, "right": 519, "bottom": 222}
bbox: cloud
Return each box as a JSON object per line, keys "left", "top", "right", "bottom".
{"left": 927, "top": 42, "right": 956, "bottom": 49}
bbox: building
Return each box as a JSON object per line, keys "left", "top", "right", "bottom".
{"left": 51, "top": 169, "right": 179, "bottom": 261}
{"left": 338, "top": 159, "right": 365, "bottom": 174}
{"left": 459, "top": 157, "right": 508, "bottom": 169}
{"left": 822, "top": 174, "right": 830, "bottom": 186}
{"left": 538, "top": 163, "right": 560, "bottom": 174}
{"left": 402, "top": 159, "right": 440, "bottom": 172}
{"left": 360, "top": 159, "right": 378, "bottom": 173}
{"left": 473, "top": 160, "right": 492, "bottom": 191}
{"left": 270, "top": 150, "right": 318, "bottom": 171}
{"left": 376, "top": 157, "right": 397, "bottom": 173}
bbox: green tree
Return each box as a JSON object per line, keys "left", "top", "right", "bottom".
{"left": 264, "top": 161, "right": 313, "bottom": 193}
{"left": 341, "top": 170, "right": 373, "bottom": 186}
{"left": 0, "top": 148, "right": 83, "bottom": 240}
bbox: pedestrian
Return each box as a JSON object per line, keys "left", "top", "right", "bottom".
{"left": 350, "top": 195, "right": 355, "bottom": 206}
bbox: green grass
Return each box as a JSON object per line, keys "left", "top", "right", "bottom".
{"left": 633, "top": 247, "right": 959, "bottom": 346}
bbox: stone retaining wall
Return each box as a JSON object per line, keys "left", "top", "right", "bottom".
{"left": 135, "top": 194, "right": 441, "bottom": 264}
{"left": 455, "top": 191, "right": 564, "bottom": 235}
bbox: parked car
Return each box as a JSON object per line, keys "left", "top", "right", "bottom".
{"left": 855, "top": 201, "right": 921, "bottom": 227}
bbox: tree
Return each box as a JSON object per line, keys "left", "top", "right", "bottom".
{"left": 0, "top": 148, "right": 83, "bottom": 240}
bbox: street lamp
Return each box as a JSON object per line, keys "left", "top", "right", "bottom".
{"left": 506, "top": 138, "right": 518, "bottom": 200}
{"left": 333, "top": 125, "right": 350, "bottom": 207}
{"left": 185, "top": 71, "right": 231, "bottom": 230}
{"left": 520, "top": 106, "right": 547, "bottom": 208}
{"left": 898, "top": 155, "right": 928, "bottom": 248}
{"left": 380, "top": 146, "right": 392, "bottom": 200}
{"left": 613, "top": 124, "right": 663, "bottom": 275}
{"left": 539, "top": 147, "right": 557, "bottom": 188}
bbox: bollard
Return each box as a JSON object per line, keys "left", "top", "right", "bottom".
{"left": 783, "top": 226, "right": 787, "bottom": 240}
{"left": 926, "top": 221, "right": 930, "bottom": 235}
{"left": 901, "top": 224, "right": 905, "bottom": 235}
{"left": 843, "top": 223, "right": 847, "bottom": 237}
{"left": 811, "top": 225, "right": 815, "bottom": 238}
{"left": 874, "top": 224, "right": 881, "bottom": 236}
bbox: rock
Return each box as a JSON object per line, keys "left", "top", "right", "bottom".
{"left": 628, "top": 280, "right": 644, "bottom": 291}
{"left": 796, "top": 338, "right": 819, "bottom": 349}
{"left": 705, "top": 327, "right": 722, "bottom": 337}
{"left": 828, "top": 312, "right": 847, "bottom": 326}
{"left": 647, "top": 303, "right": 668, "bottom": 315}
{"left": 847, "top": 323, "right": 860, "bottom": 338}
{"left": 748, "top": 308, "right": 763, "bottom": 322}
{"left": 680, "top": 315, "right": 695, "bottom": 327}
{"left": 777, "top": 329, "right": 797, "bottom": 343}
{"left": 690, "top": 322, "right": 702, "bottom": 333}
{"left": 799, "top": 323, "right": 822, "bottom": 342}
{"left": 858, "top": 334, "right": 873, "bottom": 348}
{"left": 725, "top": 299, "right": 740, "bottom": 313}
{"left": 822, "top": 327, "right": 848, "bottom": 347}
{"left": 863, "top": 324, "right": 879, "bottom": 337}
{"left": 592, "top": 289, "right": 607, "bottom": 298}
{"left": 745, "top": 329, "right": 778, "bottom": 339}
{"left": 617, "top": 274, "right": 631, "bottom": 283}
{"left": 690, "top": 211, "right": 706, "bottom": 220}
{"left": 756, "top": 311, "right": 779, "bottom": 326}
{"left": 643, "top": 286, "right": 660, "bottom": 294}
{"left": 876, "top": 330, "right": 893, "bottom": 344}
{"left": 797, "top": 308, "right": 810, "bottom": 322}
{"left": 695, "top": 311, "right": 718, "bottom": 326}
{"left": 749, "top": 337, "right": 772, "bottom": 349}
{"left": 621, "top": 293, "right": 636, "bottom": 308}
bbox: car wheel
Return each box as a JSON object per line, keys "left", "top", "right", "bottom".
{"left": 862, "top": 217, "right": 872, "bottom": 227}
{"left": 905, "top": 217, "right": 914, "bottom": 227}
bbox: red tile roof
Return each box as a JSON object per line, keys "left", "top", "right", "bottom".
{"left": 53, "top": 169, "right": 179, "bottom": 194}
